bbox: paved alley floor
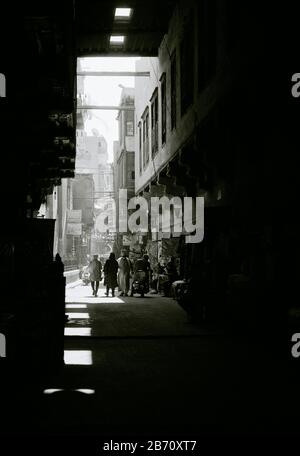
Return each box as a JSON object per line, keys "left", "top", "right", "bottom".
{"left": 64, "top": 281, "right": 212, "bottom": 338}
{"left": 1, "top": 282, "right": 298, "bottom": 438}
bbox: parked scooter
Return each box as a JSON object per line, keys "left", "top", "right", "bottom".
{"left": 131, "top": 270, "right": 149, "bottom": 297}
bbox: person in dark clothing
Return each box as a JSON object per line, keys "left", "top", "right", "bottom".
{"left": 129, "top": 253, "right": 151, "bottom": 296}
{"left": 166, "top": 256, "right": 178, "bottom": 277}
{"left": 133, "top": 253, "right": 151, "bottom": 274}
{"left": 103, "top": 252, "right": 119, "bottom": 297}
{"left": 54, "top": 253, "right": 64, "bottom": 274}
{"left": 163, "top": 256, "right": 179, "bottom": 296}
{"left": 88, "top": 254, "right": 102, "bottom": 297}
{"left": 150, "top": 260, "right": 164, "bottom": 292}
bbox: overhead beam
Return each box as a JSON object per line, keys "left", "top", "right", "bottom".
{"left": 77, "top": 71, "right": 150, "bottom": 77}
{"left": 77, "top": 50, "right": 158, "bottom": 57}
{"left": 77, "top": 105, "right": 134, "bottom": 111}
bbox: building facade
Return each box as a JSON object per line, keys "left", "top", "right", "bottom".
{"left": 113, "top": 87, "right": 140, "bottom": 257}
{"left": 133, "top": 0, "right": 276, "bottom": 324}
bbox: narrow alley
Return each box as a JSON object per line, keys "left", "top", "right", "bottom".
{"left": 1, "top": 1, "right": 300, "bottom": 450}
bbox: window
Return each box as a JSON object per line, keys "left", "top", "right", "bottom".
{"left": 142, "top": 108, "right": 149, "bottom": 168}
{"left": 131, "top": 171, "right": 135, "bottom": 180}
{"left": 198, "top": 0, "right": 216, "bottom": 92}
{"left": 160, "top": 73, "right": 166, "bottom": 145}
{"left": 170, "top": 51, "right": 177, "bottom": 130}
{"left": 138, "top": 122, "right": 142, "bottom": 174}
{"left": 180, "top": 12, "right": 195, "bottom": 116}
{"left": 125, "top": 109, "right": 134, "bottom": 136}
{"left": 150, "top": 89, "right": 158, "bottom": 157}
{"left": 126, "top": 122, "right": 134, "bottom": 136}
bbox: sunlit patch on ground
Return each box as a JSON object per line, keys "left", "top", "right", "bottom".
{"left": 74, "top": 389, "right": 95, "bottom": 394}
{"left": 64, "top": 350, "right": 93, "bottom": 365}
{"left": 66, "top": 304, "right": 87, "bottom": 309}
{"left": 43, "top": 389, "right": 64, "bottom": 394}
{"left": 65, "top": 312, "right": 90, "bottom": 319}
{"left": 43, "top": 388, "right": 95, "bottom": 395}
{"left": 66, "top": 283, "right": 126, "bottom": 304}
{"left": 64, "top": 327, "right": 91, "bottom": 336}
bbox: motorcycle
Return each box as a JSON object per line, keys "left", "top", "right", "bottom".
{"left": 131, "top": 270, "right": 149, "bottom": 297}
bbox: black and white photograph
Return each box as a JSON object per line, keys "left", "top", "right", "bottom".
{"left": 0, "top": 1, "right": 299, "bottom": 454}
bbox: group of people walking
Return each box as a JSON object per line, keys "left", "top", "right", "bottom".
{"left": 87, "top": 253, "right": 118, "bottom": 297}
{"left": 88, "top": 250, "right": 178, "bottom": 298}
{"left": 88, "top": 250, "right": 151, "bottom": 297}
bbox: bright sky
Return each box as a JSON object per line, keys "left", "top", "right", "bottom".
{"left": 78, "top": 57, "right": 140, "bottom": 162}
